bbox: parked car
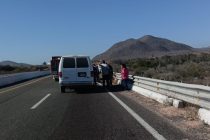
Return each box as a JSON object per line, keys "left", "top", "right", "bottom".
{"left": 58, "top": 55, "right": 94, "bottom": 93}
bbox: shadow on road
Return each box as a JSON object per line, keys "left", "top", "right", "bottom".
{"left": 74, "top": 86, "right": 106, "bottom": 94}
{"left": 73, "top": 84, "right": 126, "bottom": 94}
{"left": 107, "top": 85, "right": 126, "bottom": 93}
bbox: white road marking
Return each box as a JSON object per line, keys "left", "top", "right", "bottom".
{"left": 31, "top": 94, "right": 51, "bottom": 110}
{"left": 0, "top": 76, "right": 50, "bottom": 95}
{"left": 108, "top": 91, "right": 167, "bottom": 140}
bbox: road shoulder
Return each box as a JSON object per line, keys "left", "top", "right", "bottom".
{"left": 119, "top": 90, "right": 210, "bottom": 140}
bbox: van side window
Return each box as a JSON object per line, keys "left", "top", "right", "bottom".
{"left": 63, "top": 58, "right": 75, "bottom": 68}
{"left": 77, "top": 58, "right": 88, "bottom": 68}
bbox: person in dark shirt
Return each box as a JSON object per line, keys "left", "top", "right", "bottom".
{"left": 99, "top": 60, "right": 110, "bottom": 87}
{"left": 107, "top": 63, "right": 113, "bottom": 86}
{"left": 92, "top": 64, "right": 99, "bottom": 85}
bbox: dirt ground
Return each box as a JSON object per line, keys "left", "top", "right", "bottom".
{"left": 119, "top": 90, "right": 210, "bottom": 140}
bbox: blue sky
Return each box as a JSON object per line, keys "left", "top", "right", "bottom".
{"left": 0, "top": 0, "right": 210, "bottom": 64}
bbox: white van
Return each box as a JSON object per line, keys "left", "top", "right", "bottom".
{"left": 58, "top": 55, "right": 94, "bottom": 93}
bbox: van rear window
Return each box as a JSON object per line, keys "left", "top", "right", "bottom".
{"left": 77, "top": 58, "right": 88, "bottom": 68}
{"left": 63, "top": 58, "right": 75, "bottom": 68}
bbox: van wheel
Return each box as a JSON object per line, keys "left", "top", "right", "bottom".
{"left": 55, "top": 78, "right": 59, "bottom": 82}
{"left": 61, "top": 86, "right": 65, "bottom": 93}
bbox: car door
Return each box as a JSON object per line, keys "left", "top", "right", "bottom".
{"left": 76, "top": 57, "right": 93, "bottom": 82}
{"left": 62, "top": 57, "right": 77, "bottom": 82}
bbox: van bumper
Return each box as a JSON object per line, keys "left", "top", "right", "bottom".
{"left": 59, "top": 81, "right": 95, "bottom": 87}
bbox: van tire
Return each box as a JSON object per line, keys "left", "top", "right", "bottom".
{"left": 55, "top": 78, "right": 59, "bottom": 82}
{"left": 61, "top": 86, "right": 65, "bottom": 93}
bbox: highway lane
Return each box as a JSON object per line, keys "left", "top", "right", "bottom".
{"left": 0, "top": 76, "right": 71, "bottom": 140}
{"left": 110, "top": 88, "right": 188, "bottom": 140}
{"left": 0, "top": 76, "right": 190, "bottom": 140}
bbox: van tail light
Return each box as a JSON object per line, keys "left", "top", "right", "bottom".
{"left": 58, "top": 72, "right": 62, "bottom": 78}
{"left": 91, "top": 71, "right": 94, "bottom": 77}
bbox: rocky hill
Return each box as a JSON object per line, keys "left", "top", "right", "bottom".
{"left": 93, "top": 35, "right": 194, "bottom": 61}
{"left": 0, "top": 61, "right": 31, "bottom": 67}
{"left": 195, "top": 46, "right": 210, "bottom": 52}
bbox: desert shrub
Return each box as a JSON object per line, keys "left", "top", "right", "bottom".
{"left": 0, "top": 65, "right": 15, "bottom": 71}
{"left": 111, "top": 53, "right": 210, "bottom": 85}
{"left": 186, "top": 63, "right": 204, "bottom": 77}
{"left": 134, "top": 67, "right": 148, "bottom": 76}
{"left": 144, "top": 68, "right": 156, "bottom": 78}
{"left": 166, "top": 64, "right": 175, "bottom": 72}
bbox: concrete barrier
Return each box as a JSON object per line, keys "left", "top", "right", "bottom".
{"left": 132, "top": 85, "right": 172, "bottom": 105}
{"left": 198, "top": 108, "right": 210, "bottom": 125}
{"left": 0, "top": 71, "right": 50, "bottom": 87}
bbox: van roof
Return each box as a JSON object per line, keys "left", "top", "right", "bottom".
{"left": 61, "top": 55, "right": 90, "bottom": 58}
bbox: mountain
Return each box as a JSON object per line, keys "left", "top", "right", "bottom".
{"left": 195, "top": 46, "right": 210, "bottom": 52}
{"left": 0, "top": 61, "right": 32, "bottom": 67}
{"left": 93, "top": 35, "right": 194, "bottom": 61}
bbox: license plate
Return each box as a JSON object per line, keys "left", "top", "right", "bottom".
{"left": 78, "top": 72, "right": 86, "bottom": 77}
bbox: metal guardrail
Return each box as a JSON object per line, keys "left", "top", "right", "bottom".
{"left": 114, "top": 72, "right": 134, "bottom": 80}
{"left": 114, "top": 73, "right": 210, "bottom": 110}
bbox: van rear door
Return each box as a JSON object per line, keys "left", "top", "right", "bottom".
{"left": 76, "top": 57, "right": 93, "bottom": 82}
{"left": 62, "top": 57, "right": 77, "bottom": 82}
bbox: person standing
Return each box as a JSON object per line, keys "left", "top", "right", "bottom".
{"left": 107, "top": 63, "right": 113, "bottom": 86}
{"left": 99, "top": 60, "right": 110, "bottom": 87}
{"left": 92, "top": 64, "right": 99, "bottom": 85}
{"left": 121, "top": 64, "right": 129, "bottom": 90}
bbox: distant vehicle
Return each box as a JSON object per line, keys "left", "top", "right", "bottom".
{"left": 58, "top": 55, "right": 94, "bottom": 93}
{"left": 50, "top": 56, "right": 61, "bottom": 81}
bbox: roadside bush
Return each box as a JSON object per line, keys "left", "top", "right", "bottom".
{"left": 144, "top": 68, "right": 156, "bottom": 78}
{"left": 112, "top": 53, "right": 210, "bottom": 85}
{"left": 0, "top": 65, "right": 15, "bottom": 71}
{"left": 186, "top": 63, "right": 204, "bottom": 78}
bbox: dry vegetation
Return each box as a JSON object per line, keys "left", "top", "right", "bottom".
{"left": 0, "top": 65, "right": 49, "bottom": 75}
{"left": 113, "top": 53, "right": 210, "bottom": 85}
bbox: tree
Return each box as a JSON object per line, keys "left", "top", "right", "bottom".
{"left": 42, "top": 62, "right": 47, "bottom": 65}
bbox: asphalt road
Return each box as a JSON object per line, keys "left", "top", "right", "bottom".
{"left": 0, "top": 76, "right": 190, "bottom": 140}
